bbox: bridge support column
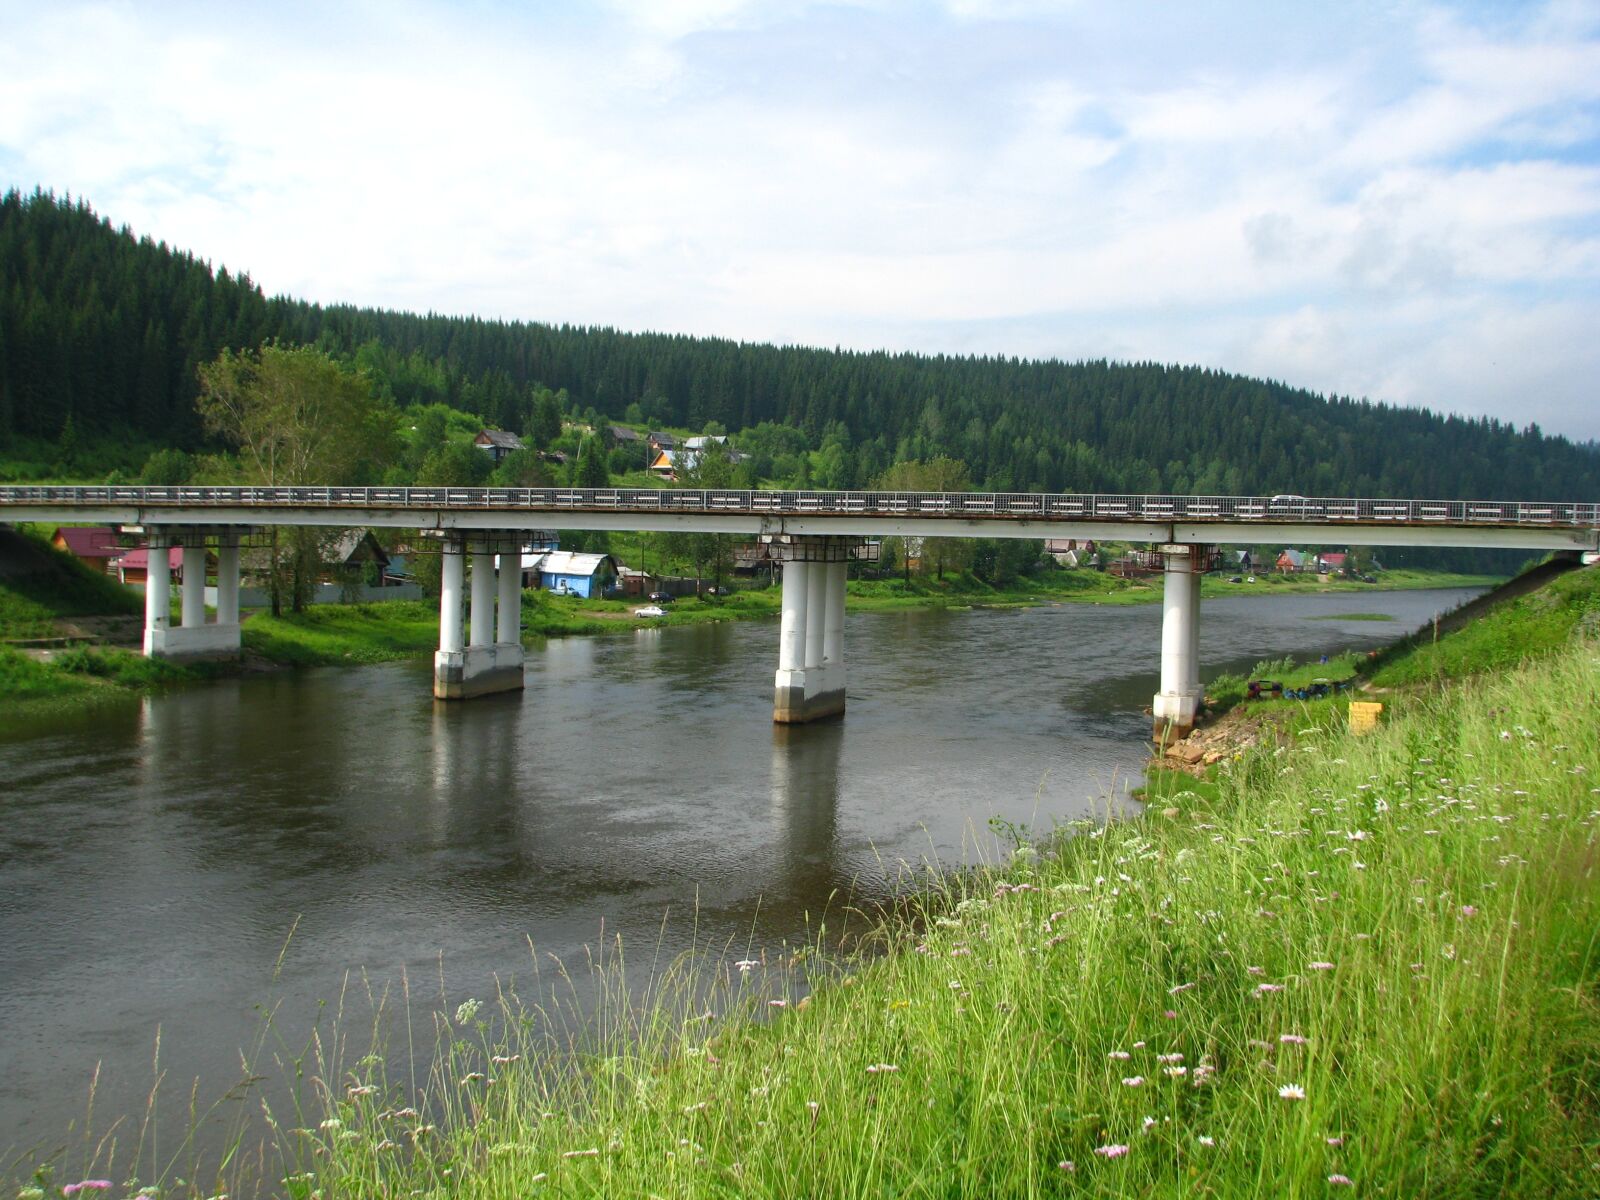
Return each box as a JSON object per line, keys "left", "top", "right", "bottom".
{"left": 143, "top": 526, "right": 246, "bottom": 660}
{"left": 434, "top": 532, "right": 526, "bottom": 700}
{"left": 1152, "top": 544, "right": 1206, "bottom": 741}
{"left": 769, "top": 535, "right": 854, "bottom": 723}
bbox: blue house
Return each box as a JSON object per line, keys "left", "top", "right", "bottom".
{"left": 521, "top": 550, "right": 619, "bottom": 598}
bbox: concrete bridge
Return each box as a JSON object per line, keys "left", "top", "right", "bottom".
{"left": 5, "top": 484, "right": 1596, "bottom": 737}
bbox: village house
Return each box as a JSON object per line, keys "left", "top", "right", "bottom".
{"left": 646, "top": 431, "right": 677, "bottom": 455}
{"left": 51, "top": 526, "right": 125, "bottom": 575}
{"left": 520, "top": 550, "right": 619, "bottom": 598}
{"left": 1276, "top": 548, "right": 1307, "bottom": 574}
{"left": 474, "top": 429, "right": 525, "bottom": 463}
{"left": 1316, "top": 551, "right": 1349, "bottom": 575}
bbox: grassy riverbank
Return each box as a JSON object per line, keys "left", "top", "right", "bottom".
{"left": 27, "top": 569, "right": 1592, "bottom": 1198}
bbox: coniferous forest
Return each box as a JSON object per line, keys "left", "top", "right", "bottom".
{"left": 2, "top": 187, "right": 1597, "bottom": 505}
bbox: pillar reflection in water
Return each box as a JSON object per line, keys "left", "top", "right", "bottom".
{"left": 768, "top": 721, "right": 844, "bottom": 906}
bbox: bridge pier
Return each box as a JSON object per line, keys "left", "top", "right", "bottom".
{"left": 769, "top": 535, "right": 854, "bottom": 723}
{"left": 433, "top": 532, "right": 527, "bottom": 699}
{"left": 1152, "top": 543, "right": 1208, "bottom": 742}
{"left": 141, "top": 525, "right": 248, "bottom": 660}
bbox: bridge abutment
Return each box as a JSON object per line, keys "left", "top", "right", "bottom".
{"left": 769, "top": 535, "right": 854, "bottom": 723}
{"left": 1152, "top": 543, "right": 1207, "bottom": 742}
{"left": 141, "top": 525, "right": 249, "bottom": 660}
{"left": 434, "top": 532, "right": 528, "bottom": 699}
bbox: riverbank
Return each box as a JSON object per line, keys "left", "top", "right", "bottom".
{"left": 65, "top": 568, "right": 1589, "bottom": 1198}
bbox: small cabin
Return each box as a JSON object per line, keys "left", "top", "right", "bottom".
{"left": 475, "top": 429, "right": 525, "bottom": 463}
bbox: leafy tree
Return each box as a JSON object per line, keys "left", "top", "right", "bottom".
{"left": 418, "top": 441, "right": 492, "bottom": 486}
{"left": 196, "top": 342, "right": 398, "bottom": 612}
{"left": 875, "top": 457, "right": 975, "bottom": 580}
{"left": 138, "top": 447, "right": 194, "bottom": 485}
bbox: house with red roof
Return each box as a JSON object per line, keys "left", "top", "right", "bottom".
{"left": 111, "top": 544, "right": 212, "bottom": 587}
{"left": 51, "top": 526, "right": 125, "bottom": 575}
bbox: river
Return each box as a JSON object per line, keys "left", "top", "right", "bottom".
{"left": 0, "top": 586, "right": 1477, "bottom": 1167}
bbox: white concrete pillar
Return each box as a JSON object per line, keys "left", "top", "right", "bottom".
{"left": 439, "top": 540, "right": 465, "bottom": 654}
{"left": 822, "top": 560, "right": 846, "bottom": 666}
{"left": 496, "top": 550, "right": 521, "bottom": 644}
{"left": 804, "top": 556, "right": 826, "bottom": 670}
{"left": 778, "top": 558, "right": 809, "bottom": 672}
{"left": 1152, "top": 546, "right": 1201, "bottom": 739}
{"left": 469, "top": 542, "right": 495, "bottom": 648}
{"left": 181, "top": 543, "right": 207, "bottom": 627}
{"left": 143, "top": 529, "right": 171, "bottom": 655}
{"left": 216, "top": 540, "right": 241, "bottom": 626}
{"left": 1186, "top": 569, "right": 1203, "bottom": 697}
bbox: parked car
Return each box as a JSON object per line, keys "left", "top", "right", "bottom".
{"left": 704, "top": 585, "right": 729, "bottom": 596}
{"left": 632, "top": 605, "right": 667, "bottom": 618}
{"left": 647, "top": 590, "right": 672, "bottom": 603}
{"left": 1228, "top": 575, "right": 1244, "bottom": 584}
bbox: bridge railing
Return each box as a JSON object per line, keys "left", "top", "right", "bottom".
{"left": 1, "top": 485, "right": 1596, "bottom": 529}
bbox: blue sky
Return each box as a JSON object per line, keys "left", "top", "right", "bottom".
{"left": 2, "top": 0, "right": 1598, "bottom": 440}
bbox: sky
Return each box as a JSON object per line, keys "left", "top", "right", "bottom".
{"left": 2, "top": 0, "right": 1598, "bottom": 441}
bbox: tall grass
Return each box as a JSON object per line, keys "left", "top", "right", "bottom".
{"left": 31, "top": 635, "right": 1598, "bottom": 1197}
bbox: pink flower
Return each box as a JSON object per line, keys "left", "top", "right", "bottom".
{"left": 1309, "top": 961, "right": 1335, "bottom": 971}
{"left": 1058, "top": 1160, "right": 1075, "bottom": 1172}
{"left": 1279, "top": 1034, "right": 1309, "bottom": 1045}
{"left": 1328, "top": 1174, "right": 1354, "bottom": 1186}
{"left": 62, "top": 1186, "right": 112, "bottom": 1196}
{"left": 1256, "top": 983, "right": 1285, "bottom": 994}
{"left": 1461, "top": 905, "right": 1478, "bottom": 918}
{"left": 1107, "top": 1050, "right": 1131, "bottom": 1060}
{"left": 866, "top": 1063, "right": 898, "bottom": 1074}
{"left": 1121, "top": 1076, "right": 1145, "bottom": 1087}
{"left": 1094, "top": 1144, "right": 1130, "bottom": 1159}
{"left": 1326, "top": 1136, "right": 1345, "bottom": 1146}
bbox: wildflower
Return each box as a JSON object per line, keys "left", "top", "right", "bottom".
{"left": 683, "top": 1101, "right": 709, "bottom": 1113}
{"left": 1094, "top": 1144, "right": 1130, "bottom": 1158}
{"left": 1256, "top": 983, "right": 1285, "bottom": 994}
{"left": 1247, "top": 966, "right": 1265, "bottom": 976}
{"left": 319, "top": 1118, "right": 343, "bottom": 1131}
{"left": 460, "top": 1072, "right": 486, "bottom": 1084}
{"left": 1122, "top": 1076, "right": 1145, "bottom": 1087}
{"left": 1279, "top": 1034, "right": 1309, "bottom": 1045}
{"left": 1326, "top": 1136, "right": 1344, "bottom": 1146}
{"left": 1058, "top": 1160, "right": 1076, "bottom": 1172}
{"left": 1279, "top": 1084, "right": 1306, "bottom": 1100}
{"left": 1309, "top": 961, "right": 1335, "bottom": 971}
{"left": 455, "top": 998, "right": 482, "bottom": 1025}
{"left": 1156, "top": 1053, "right": 1183, "bottom": 1064}
{"left": 1328, "top": 1174, "right": 1354, "bottom": 1186}
{"left": 61, "top": 1186, "right": 112, "bottom": 1197}
{"left": 1168, "top": 982, "right": 1195, "bottom": 995}
{"left": 563, "top": 1148, "right": 600, "bottom": 1158}
{"left": 866, "top": 1063, "right": 899, "bottom": 1074}
{"left": 1143, "top": 1116, "right": 1157, "bottom": 1132}
{"left": 1460, "top": 905, "right": 1478, "bottom": 918}
{"left": 1197, "top": 1135, "right": 1215, "bottom": 1147}
{"left": 347, "top": 1084, "right": 377, "bottom": 1097}
{"left": 1163, "top": 1009, "right": 1178, "bottom": 1019}
{"left": 492, "top": 1054, "right": 521, "bottom": 1065}
{"left": 769, "top": 999, "right": 788, "bottom": 1008}
{"left": 1108, "top": 1050, "right": 1132, "bottom": 1060}
{"left": 734, "top": 959, "right": 760, "bottom": 972}
{"left": 1164, "top": 1066, "right": 1187, "bottom": 1078}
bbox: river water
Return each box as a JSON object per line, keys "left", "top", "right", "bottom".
{"left": 0, "top": 587, "right": 1476, "bottom": 1165}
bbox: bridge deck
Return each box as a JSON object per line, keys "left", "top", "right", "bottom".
{"left": 3, "top": 485, "right": 1597, "bottom": 551}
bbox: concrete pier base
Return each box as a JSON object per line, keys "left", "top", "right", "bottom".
{"left": 768, "top": 535, "right": 856, "bottom": 723}
{"left": 433, "top": 642, "right": 526, "bottom": 699}
{"left": 147, "top": 622, "right": 244, "bottom": 661}
{"left": 141, "top": 525, "right": 250, "bottom": 661}
{"left": 432, "top": 530, "right": 530, "bottom": 700}
{"left": 773, "top": 665, "right": 847, "bottom": 723}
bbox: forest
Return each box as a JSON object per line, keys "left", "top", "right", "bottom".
{"left": 3, "top": 187, "right": 1597, "bottom": 513}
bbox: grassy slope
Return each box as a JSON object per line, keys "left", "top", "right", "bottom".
{"left": 0, "top": 526, "right": 141, "bottom": 639}
{"left": 232, "top": 627, "right": 1600, "bottom": 1198}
